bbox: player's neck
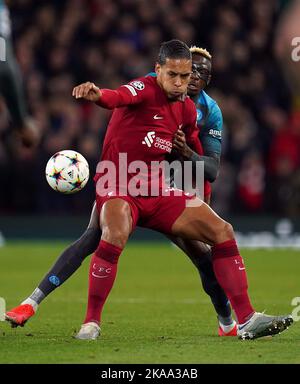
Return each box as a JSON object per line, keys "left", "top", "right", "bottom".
{"left": 190, "top": 93, "right": 200, "bottom": 102}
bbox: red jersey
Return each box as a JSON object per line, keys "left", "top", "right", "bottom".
{"left": 94, "top": 76, "right": 202, "bottom": 196}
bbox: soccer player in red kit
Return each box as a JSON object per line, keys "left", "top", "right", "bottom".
{"left": 6, "top": 40, "right": 293, "bottom": 341}
{"left": 6, "top": 46, "right": 237, "bottom": 338}
{"left": 70, "top": 40, "right": 292, "bottom": 340}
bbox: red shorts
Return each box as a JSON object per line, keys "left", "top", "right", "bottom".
{"left": 95, "top": 188, "right": 196, "bottom": 234}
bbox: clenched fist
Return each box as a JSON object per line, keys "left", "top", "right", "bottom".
{"left": 72, "top": 82, "right": 102, "bottom": 102}
{"left": 173, "top": 129, "right": 193, "bottom": 158}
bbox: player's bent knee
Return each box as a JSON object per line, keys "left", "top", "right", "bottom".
{"left": 213, "top": 221, "right": 234, "bottom": 244}
{"left": 101, "top": 228, "right": 129, "bottom": 249}
{"left": 223, "top": 222, "right": 234, "bottom": 239}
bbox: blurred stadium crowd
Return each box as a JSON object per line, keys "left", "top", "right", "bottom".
{"left": 0, "top": 0, "right": 299, "bottom": 217}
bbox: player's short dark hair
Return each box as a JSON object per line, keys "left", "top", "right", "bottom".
{"left": 157, "top": 39, "right": 192, "bottom": 65}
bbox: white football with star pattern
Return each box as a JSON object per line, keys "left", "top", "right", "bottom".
{"left": 45, "top": 150, "right": 89, "bottom": 194}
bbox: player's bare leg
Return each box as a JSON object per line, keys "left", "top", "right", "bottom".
{"left": 5, "top": 203, "right": 101, "bottom": 328}
{"left": 171, "top": 198, "right": 293, "bottom": 340}
{"left": 75, "top": 198, "right": 133, "bottom": 340}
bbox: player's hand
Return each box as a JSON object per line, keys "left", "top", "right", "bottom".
{"left": 173, "top": 129, "right": 193, "bottom": 158}
{"left": 72, "top": 82, "right": 102, "bottom": 102}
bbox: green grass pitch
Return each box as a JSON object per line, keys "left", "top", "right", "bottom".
{"left": 0, "top": 241, "right": 299, "bottom": 364}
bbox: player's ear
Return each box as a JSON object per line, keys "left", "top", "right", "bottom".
{"left": 155, "top": 63, "right": 161, "bottom": 76}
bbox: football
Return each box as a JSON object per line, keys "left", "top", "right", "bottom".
{"left": 45, "top": 150, "right": 89, "bottom": 194}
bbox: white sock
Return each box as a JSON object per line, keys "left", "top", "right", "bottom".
{"left": 21, "top": 298, "right": 38, "bottom": 312}
{"left": 219, "top": 320, "right": 236, "bottom": 333}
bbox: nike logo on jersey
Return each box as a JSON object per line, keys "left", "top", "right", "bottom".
{"left": 153, "top": 114, "right": 163, "bottom": 120}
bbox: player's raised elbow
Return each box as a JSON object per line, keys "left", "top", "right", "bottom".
{"left": 213, "top": 221, "right": 234, "bottom": 244}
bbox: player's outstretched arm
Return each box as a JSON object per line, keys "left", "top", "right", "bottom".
{"left": 72, "top": 79, "right": 148, "bottom": 109}
{"left": 72, "top": 82, "right": 102, "bottom": 102}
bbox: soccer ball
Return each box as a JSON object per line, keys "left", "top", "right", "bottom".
{"left": 45, "top": 150, "right": 89, "bottom": 194}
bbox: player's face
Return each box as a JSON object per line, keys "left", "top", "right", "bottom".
{"left": 187, "top": 54, "right": 212, "bottom": 97}
{"left": 155, "top": 58, "right": 192, "bottom": 100}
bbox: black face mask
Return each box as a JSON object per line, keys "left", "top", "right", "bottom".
{"left": 192, "top": 62, "right": 211, "bottom": 86}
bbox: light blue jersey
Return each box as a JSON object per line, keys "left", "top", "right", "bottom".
{"left": 146, "top": 72, "right": 223, "bottom": 155}
{"left": 0, "top": 0, "right": 11, "bottom": 38}
{"left": 195, "top": 90, "right": 223, "bottom": 155}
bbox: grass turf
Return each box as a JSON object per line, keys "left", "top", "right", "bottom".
{"left": 0, "top": 241, "right": 299, "bottom": 364}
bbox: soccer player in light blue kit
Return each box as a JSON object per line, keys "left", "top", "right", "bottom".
{"left": 187, "top": 46, "right": 223, "bottom": 203}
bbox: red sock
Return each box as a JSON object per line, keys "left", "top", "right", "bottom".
{"left": 211, "top": 239, "right": 255, "bottom": 324}
{"left": 84, "top": 240, "right": 122, "bottom": 325}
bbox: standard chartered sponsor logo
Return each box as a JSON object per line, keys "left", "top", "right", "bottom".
{"left": 142, "top": 131, "right": 155, "bottom": 147}
{"left": 0, "top": 37, "right": 6, "bottom": 61}
{"left": 142, "top": 133, "right": 172, "bottom": 153}
{"left": 154, "top": 137, "right": 172, "bottom": 153}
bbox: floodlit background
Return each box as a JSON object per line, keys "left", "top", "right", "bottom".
{"left": 0, "top": 0, "right": 300, "bottom": 365}
{"left": 0, "top": 0, "right": 300, "bottom": 240}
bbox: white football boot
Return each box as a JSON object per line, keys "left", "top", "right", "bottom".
{"left": 237, "top": 312, "right": 293, "bottom": 340}
{"left": 75, "top": 322, "right": 100, "bottom": 340}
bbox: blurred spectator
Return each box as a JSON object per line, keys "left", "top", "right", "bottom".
{"left": 236, "top": 151, "right": 265, "bottom": 212}
{"left": 0, "top": 0, "right": 295, "bottom": 216}
{"left": 267, "top": 111, "right": 300, "bottom": 216}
